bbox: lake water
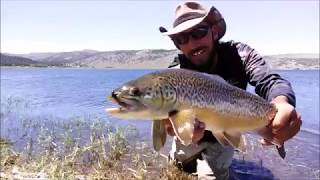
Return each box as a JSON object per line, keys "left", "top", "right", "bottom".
{"left": 1, "top": 67, "right": 319, "bottom": 179}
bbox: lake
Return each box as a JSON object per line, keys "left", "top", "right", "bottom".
{"left": 1, "top": 67, "right": 319, "bottom": 179}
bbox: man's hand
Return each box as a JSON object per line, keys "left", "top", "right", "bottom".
{"left": 163, "top": 118, "right": 206, "bottom": 143}
{"left": 260, "top": 96, "right": 302, "bottom": 145}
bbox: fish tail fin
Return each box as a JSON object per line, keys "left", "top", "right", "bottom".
{"left": 268, "top": 138, "right": 286, "bottom": 159}
{"left": 276, "top": 145, "right": 286, "bottom": 159}
{"left": 256, "top": 128, "right": 286, "bottom": 159}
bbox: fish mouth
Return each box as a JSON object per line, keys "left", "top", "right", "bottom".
{"left": 109, "top": 91, "right": 146, "bottom": 112}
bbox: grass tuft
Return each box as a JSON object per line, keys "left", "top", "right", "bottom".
{"left": 0, "top": 96, "right": 195, "bottom": 179}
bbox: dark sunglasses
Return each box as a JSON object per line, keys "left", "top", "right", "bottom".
{"left": 173, "top": 25, "right": 210, "bottom": 45}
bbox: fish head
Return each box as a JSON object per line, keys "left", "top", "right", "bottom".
{"left": 107, "top": 74, "right": 177, "bottom": 119}
{"left": 110, "top": 85, "right": 146, "bottom": 112}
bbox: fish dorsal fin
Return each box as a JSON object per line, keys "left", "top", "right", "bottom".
{"left": 212, "top": 131, "right": 246, "bottom": 153}
{"left": 152, "top": 120, "right": 167, "bottom": 152}
{"left": 169, "top": 109, "right": 195, "bottom": 146}
{"left": 201, "top": 73, "right": 228, "bottom": 84}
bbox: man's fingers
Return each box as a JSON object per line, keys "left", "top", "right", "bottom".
{"left": 193, "top": 119, "right": 205, "bottom": 132}
{"left": 163, "top": 118, "right": 175, "bottom": 136}
{"left": 272, "top": 104, "right": 295, "bottom": 133}
{"left": 286, "top": 114, "right": 302, "bottom": 140}
{"left": 272, "top": 115, "right": 286, "bottom": 134}
{"left": 262, "top": 115, "right": 302, "bottom": 146}
{"left": 260, "top": 138, "right": 273, "bottom": 146}
{"left": 277, "top": 114, "right": 302, "bottom": 141}
{"left": 192, "top": 119, "right": 205, "bottom": 143}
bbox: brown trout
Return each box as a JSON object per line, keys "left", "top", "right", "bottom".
{"left": 106, "top": 69, "right": 286, "bottom": 158}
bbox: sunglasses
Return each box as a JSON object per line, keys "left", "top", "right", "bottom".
{"left": 173, "top": 25, "right": 210, "bottom": 45}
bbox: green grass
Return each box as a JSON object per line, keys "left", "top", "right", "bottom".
{"left": 0, "top": 126, "right": 195, "bottom": 179}
{"left": 0, "top": 96, "right": 195, "bottom": 179}
{"left": 2, "top": 96, "right": 318, "bottom": 179}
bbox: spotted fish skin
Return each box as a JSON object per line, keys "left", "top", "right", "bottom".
{"left": 107, "top": 69, "right": 282, "bottom": 157}
{"left": 137, "top": 69, "right": 276, "bottom": 125}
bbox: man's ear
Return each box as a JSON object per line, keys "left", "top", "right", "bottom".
{"left": 173, "top": 41, "right": 181, "bottom": 50}
{"left": 170, "top": 37, "right": 180, "bottom": 50}
{"left": 211, "top": 25, "right": 219, "bottom": 41}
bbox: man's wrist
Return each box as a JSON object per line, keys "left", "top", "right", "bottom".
{"left": 272, "top": 95, "right": 289, "bottom": 104}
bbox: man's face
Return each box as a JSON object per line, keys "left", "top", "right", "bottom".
{"left": 172, "top": 23, "right": 215, "bottom": 66}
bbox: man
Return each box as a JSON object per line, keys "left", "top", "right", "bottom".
{"left": 159, "top": 1, "right": 302, "bottom": 180}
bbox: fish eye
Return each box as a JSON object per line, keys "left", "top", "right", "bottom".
{"left": 129, "top": 87, "right": 140, "bottom": 96}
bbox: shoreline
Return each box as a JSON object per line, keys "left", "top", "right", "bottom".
{"left": 1, "top": 65, "right": 319, "bottom": 70}
{"left": 1, "top": 128, "right": 319, "bottom": 179}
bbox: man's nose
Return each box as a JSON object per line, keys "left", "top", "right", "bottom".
{"left": 184, "top": 37, "right": 198, "bottom": 49}
{"left": 189, "top": 33, "right": 205, "bottom": 46}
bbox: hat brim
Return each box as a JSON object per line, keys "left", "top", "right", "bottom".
{"left": 160, "top": 6, "right": 226, "bottom": 40}
{"left": 161, "top": 17, "right": 206, "bottom": 36}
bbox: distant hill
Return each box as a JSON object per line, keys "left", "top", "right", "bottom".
{"left": 4, "top": 50, "right": 319, "bottom": 69}
{"left": 10, "top": 50, "right": 100, "bottom": 66}
{"left": 266, "top": 53, "right": 319, "bottom": 59}
{"left": 11, "top": 49, "right": 179, "bottom": 68}
{"left": 0, "top": 54, "right": 46, "bottom": 66}
{"left": 264, "top": 54, "right": 319, "bottom": 70}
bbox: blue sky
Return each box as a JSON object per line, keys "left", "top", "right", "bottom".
{"left": 1, "top": 0, "right": 319, "bottom": 55}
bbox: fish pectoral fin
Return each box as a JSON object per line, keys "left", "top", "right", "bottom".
{"left": 169, "top": 109, "right": 195, "bottom": 146}
{"left": 212, "top": 131, "right": 246, "bottom": 153}
{"left": 105, "top": 108, "right": 137, "bottom": 119}
{"left": 152, "top": 120, "right": 167, "bottom": 151}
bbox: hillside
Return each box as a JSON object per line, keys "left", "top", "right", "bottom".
{"left": 3, "top": 50, "right": 319, "bottom": 70}
{"left": 264, "top": 55, "right": 319, "bottom": 70}
{"left": 0, "top": 54, "right": 46, "bottom": 67}
{"left": 10, "top": 49, "right": 178, "bottom": 69}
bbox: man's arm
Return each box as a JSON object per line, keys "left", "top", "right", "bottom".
{"left": 233, "top": 41, "right": 301, "bottom": 145}
{"left": 233, "top": 41, "right": 296, "bottom": 106}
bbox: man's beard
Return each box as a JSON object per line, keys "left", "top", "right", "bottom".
{"left": 191, "top": 49, "right": 216, "bottom": 73}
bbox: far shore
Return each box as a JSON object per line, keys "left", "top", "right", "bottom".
{"left": 1, "top": 65, "right": 319, "bottom": 70}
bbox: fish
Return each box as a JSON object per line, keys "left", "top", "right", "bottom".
{"left": 106, "top": 69, "right": 286, "bottom": 158}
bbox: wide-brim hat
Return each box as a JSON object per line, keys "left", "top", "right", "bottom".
{"left": 159, "top": 1, "right": 226, "bottom": 40}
